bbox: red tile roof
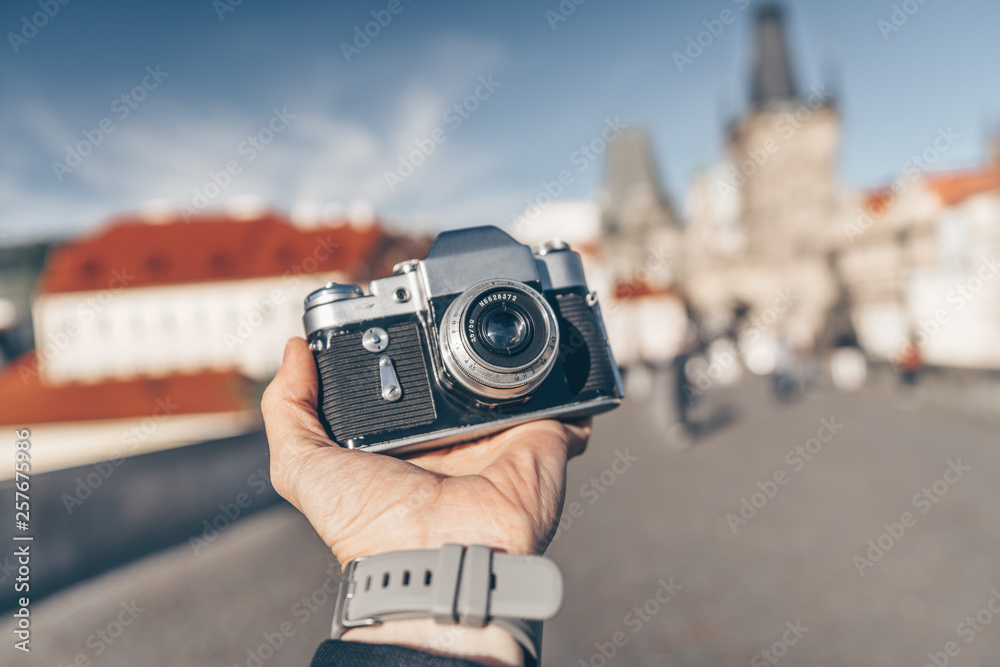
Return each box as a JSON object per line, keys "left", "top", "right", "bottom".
{"left": 37, "top": 211, "right": 391, "bottom": 295}
{"left": 0, "top": 352, "right": 252, "bottom": 425}
{"left": 925, "top": 168, "right": 1000, "bottom": 207}
{"left": 614, "top": 280, "right": 677, "bottom": 300}
{"left": 863, "top": 189, "right": 893, "bottom": 216}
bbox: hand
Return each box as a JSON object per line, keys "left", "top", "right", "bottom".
{"left": 261, "top": 338, "right": 591, "bottom": 666}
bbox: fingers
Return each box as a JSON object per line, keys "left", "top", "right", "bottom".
{"left": 261, "top": 337, "right": 595, "bottom": 529}
{"left": 487, "top": 419, "right": 578, "bottom": 474}
{"left": 261, "top": 338, "right": 330, "bottom": 451}
{"left": 562, "top": 418, "right": 593, "bottom": 460}
{"left": 474, "top": 420, "right": 577, "bottom": 496}
{"left": 475, "top": 421, "right": 579, "bottom": 551}
{"left": 262, "top": 338, "right": 342, "bottom": 506}
{"left": 409, "top": 418, "right": 593, "bottom": 478}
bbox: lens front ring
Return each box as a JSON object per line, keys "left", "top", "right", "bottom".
{"left": 439, "top": 279, "right": 559, "bottom": 400}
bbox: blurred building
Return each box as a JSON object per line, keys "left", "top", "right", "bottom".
{"left": 684, "top": 3, "right": 841, "bottom": 350}
{"left": 680, "top": 3, "right": 1000, "bottom": 373}
{"left": 599, "top": 129, "right": 687, "bottom": 366}
{"left": 0, "top": 209, "right": 430, "bottom": 475}
{"left": 520, "top": 2, "right": 1000, "bottom": 376}
{"left": 513, "top": 130, "right": 687, "bottom": 367}
{"left": 838, "top": 158, "right": 1000, "bottom": 368}
{"left": 30, "top": 212, "right": 404, "bottom": 383}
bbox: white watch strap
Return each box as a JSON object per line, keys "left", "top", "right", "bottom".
{"left": 331, "top": 544, "right": 563, "bottom": 664}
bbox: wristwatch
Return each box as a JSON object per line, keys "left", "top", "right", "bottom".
{"left": 331, "top": 544, "right": 564, "bottom": 665}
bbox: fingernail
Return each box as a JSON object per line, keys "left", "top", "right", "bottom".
{"left": 283, "top": 339, "right": 293, "bottom": 362}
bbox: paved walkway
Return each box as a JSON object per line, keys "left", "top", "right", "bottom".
{"left": 4, "top": 372, "right": 999, "bottom": 666}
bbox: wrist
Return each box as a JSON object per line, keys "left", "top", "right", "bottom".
{"left": 334, "top": 542, "right": 530, "bottom": 665}
{"left": 341, "top": 619, "right": 524, "bottom": 667}
{"left": 332, "top": 544, "right": 560, "bottom": 667}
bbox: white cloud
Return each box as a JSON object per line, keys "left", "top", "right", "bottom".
{"left": 0, "top": 35, "right": 512, "bottom": 241}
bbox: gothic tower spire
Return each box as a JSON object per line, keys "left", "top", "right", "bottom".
{"left": 751, "top": 4, "right": 797, "bottom": 107}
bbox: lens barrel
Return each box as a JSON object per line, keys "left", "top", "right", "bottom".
{"left": 439, "top": 280, "right": 559, "bottom": 400}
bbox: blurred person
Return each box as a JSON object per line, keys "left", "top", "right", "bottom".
{"left": 262, "top": 338, "right": 591, "bottom": 667}
{"left": 896, "top": 337, "right": 922, "bottom": 387}
{"left": 771, "top": 335, "right": 799, "bottom": 402}
{"left": 671, "top": 315, "right": 702, "bottom": 436}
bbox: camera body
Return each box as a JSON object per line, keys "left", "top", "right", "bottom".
{"left": 302, "top": 225, "right": 623, "bottom": 455}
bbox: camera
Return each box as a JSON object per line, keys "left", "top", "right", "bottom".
{"left": 302, "top": 225, "right": 624, "bottom": 455}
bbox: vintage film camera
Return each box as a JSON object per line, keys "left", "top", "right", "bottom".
{"left": 302, "top": 225, "right": 623, "bottom": 455}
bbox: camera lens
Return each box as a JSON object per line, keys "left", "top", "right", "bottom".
{"left": 480, "top": 306, "right": 530, "bottom": 356}
{"left": 439, "top": 279, "right": 560, "bottom": 400}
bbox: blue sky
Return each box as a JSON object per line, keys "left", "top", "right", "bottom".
{"left": 2, "top": 0, "right": 999, "bottom": 241}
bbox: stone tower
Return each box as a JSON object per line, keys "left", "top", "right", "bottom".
{"left": 603, "top": 129, "right": 677, "bottom": 238}
{"left": 683, "top": 3, "right": 841, "bottom": 350}
{"left": 728, "top": 3, "right": 839, "bottom": 262}
{"left": 601, "top": 128, "right": 681, "bottom": 281}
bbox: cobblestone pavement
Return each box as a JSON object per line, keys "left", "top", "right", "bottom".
{"left": 5, "top": 371, "right": 999, "bottom": 666}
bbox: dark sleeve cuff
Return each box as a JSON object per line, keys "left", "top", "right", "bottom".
{"left": 310, "top": 639, "right": 490, "bottom": 667}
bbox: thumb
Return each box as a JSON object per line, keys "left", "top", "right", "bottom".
{"left": 262, "top": 337, "right": 332, "bottom": 457}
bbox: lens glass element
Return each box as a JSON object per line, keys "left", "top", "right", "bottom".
{"left": 439, "top": 279, "right": 560, "bottom": 400}
{"left": 482, "top": 308, "right": 529, "bottom": 355}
